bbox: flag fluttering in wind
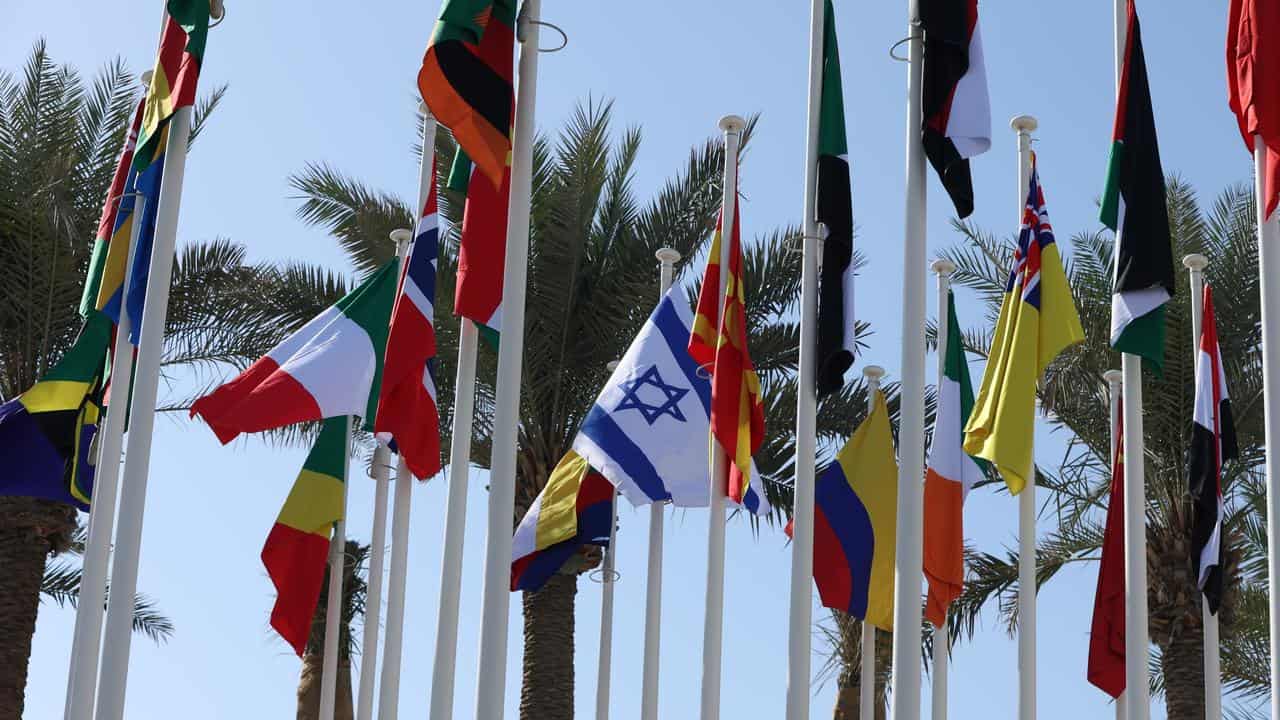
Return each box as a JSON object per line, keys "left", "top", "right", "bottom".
{"left": 120, "top": 128, "right": 169, "bottom": 343}
{"left": 689, "top": 206, "right": 767, "bottom": 506}
{"left": 814, "top": 0, "right": 855, "bottom": 395}
{"left": 135, "top": 0, "right": 209, "bottom": 172}
{"left": 374, "top": 165, "right": 442, "bottom": 480}
{"left": 191, "top": 261, "right": 397, "bottom": 443}
{"left": 1190, "top": 285, "right": 1238, "bottom": 614}
{"left": 81, "top": 97, "right": 145, "bottom": 320}
{"left": 261, "top": 417, "right": 348, "bottom": 656}
{"left": 419, "top": 0, "right": 516, "bottom": 188}
{"left": 804, "top": 387, "right": 898, "bottom": 630}
{"left": 448, "top": 149, "right": 509, "bottom": 342}
{"left": 1088, "top": 411, "right": 1126, "bottom": 699}
{"left": 510, "top": 451, "right": 615, "bottom": 592}
{"left": 920, "top": 0, "right": 991, "bottom": 219}
{"left": 923, "top": 290, "right": 989, "bottom": 627}
{"left": 1228, "top": 0, "right": 1280, "bottom": 219}
{"left": 1103, "top": 0, "right": 1174, "bottom": 373}
{"left": 964, "top": 160, "right": 1083, "bottom": 494}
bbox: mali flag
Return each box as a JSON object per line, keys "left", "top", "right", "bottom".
{"left": 134, "top": 0, "right": 209, "bottom": 173}
{"left": 964, "top": 160, "right": 1083, "bottom": 494}
{"left": 1102, "top": 0, "right": 1174, "bottom": 372}
{"left": 420, "top": 0, "right": 516, "bottom": 188}
{"left": 261, "top": 417, "right": 349, "bottom": 656}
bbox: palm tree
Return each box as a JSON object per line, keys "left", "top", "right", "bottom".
{"left": 295, "top": 540, "right": 368, "bottom": 720}
{"left": 940, "top": 179, "right": 1269, "bottom": 718}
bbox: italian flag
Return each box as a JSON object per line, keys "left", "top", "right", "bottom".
{"left": 191, "top": 261, "right": 397, "bottom": 442}
{"left": 1101, "top": 0, "right": 1174, "bottom": 372}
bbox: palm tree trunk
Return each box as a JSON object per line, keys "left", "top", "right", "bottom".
{"left": 0, "top": 497, "right": 75, "bottom": 720}
{"left": 296, "top": 653, "right": 354, "bottom": 720}
{"left": 519, "top": 573, "right": 577, "bottom": 720}
{"left": 1159, "top": 625, "right": 1206, "bottom": 720}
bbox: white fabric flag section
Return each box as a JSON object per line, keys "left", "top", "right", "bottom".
{"left": 947, "top": 21, "right": 991, "bottom": 159}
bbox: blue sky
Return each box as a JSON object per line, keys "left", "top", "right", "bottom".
{"left": 6, "top": 0, "right": 1258, "bottom": 717}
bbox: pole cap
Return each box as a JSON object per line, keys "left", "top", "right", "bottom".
{"left": 209, "top": 0, "right": 225, "bottom": 20}
{"left": 606, "top": 360, "right": 621, "bottom": 372}
{"left": 419, "top": 100, "right": 433, "bottom": 120}
{"left": 719, "top": 115, "right": 746, "bottom": 134}
{"left": 931, "top": 258, "right": 957, "bottom": 277}
{"left": 1182, "top": 253, "right": 1209, "bottom": 272}
{"left": 140, "top": 70, "right": 153, "bottom": 86}
{"left": 1103, "top": 369, "right": 1123, "bottom": 386}
{"left": 655, "top": 247, "right": 682, "bottom": 265}
{"left": 1010, "top": 115, "right": 1039, "bottom": 133}
{"left": 863, "top": 365, "right": 886, "bottom": 381}
{"left": 389, "top": 228, "right": 413, "bottom": 247}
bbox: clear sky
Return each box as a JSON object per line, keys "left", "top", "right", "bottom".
{"left": 6, "top": 0, "right": 1256, "bottom": 717}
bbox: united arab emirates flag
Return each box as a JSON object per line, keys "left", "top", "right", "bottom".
{"left": 1101, "top": 0, "right": 1174, "bottom": 372}
{"left": 814, "top": 0, "right": 855, "bottom": 396}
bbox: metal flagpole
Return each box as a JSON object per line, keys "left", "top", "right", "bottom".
{"left": 930, "top": 258, "right": 956, "bottom": 720}
{"left": 860, "top": 367, "right": 885, "bottom": 719}
{"left": 596, "top": 357, "right": 623, "bottom": 720}
{"left": 890, "top": 2, "right": 927, "bottom": 718}
{"left": 787, "top": 0, "right": 823, "bottom": 717}
{"left": 377, "top": 109, "right": 437, "bottom": 720}
{"left": 320, "top": 416, "right": 354, "bottom": 720}
{"left": 1103, "top": 369, "right": 1124, "bottom": 720}
{"left": 1011, "top": 113, "right": 1038, "bottom": 720}
{"left": 1183, "top": 253, "right": 1221, "bottom": 720}
{"left": 700, "top": 114, "right": 744, "bottom": 720}
{"left": 474, "top": 1, "right": 542, "bottom": 715}
{"left": 1112, "top": 5, "right": 1149, "bottom": 719}
{"left": 356, "top": 445, "right": 392, "bottom": 720}
{"left": 64, "top": 71, "right": 152, "bottom": 720}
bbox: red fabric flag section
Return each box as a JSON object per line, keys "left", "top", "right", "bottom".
{"left": 1228, "top": 0, "right": 1280, "bottom": 219}
{"left": 1088, "top": 412, "right": 1126, "bottom": 699}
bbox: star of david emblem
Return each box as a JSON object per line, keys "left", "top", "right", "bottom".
{"left": 614, "top": 365, "right": 690, "bottom": 426}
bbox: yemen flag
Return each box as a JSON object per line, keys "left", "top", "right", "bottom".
{"left": 0, "top": 314, "right": 112, "bottom": 510}
{"left": 920, "top": 0, "right": 992, "bottom": 219}
{"left": 1190, "top": 284, "right": 1237, "bottom": 614}
{"left": 510, "top": 450, "right": 615, "bottom": 592}
{"left": 81, "top": 97, "right": 145, "bottom": 319}
{"left": 923, "top": 290, "right": 989, "bottom": 627}
{"left": 1102, "top": 0, "right": 1174, "bottom": 372}
{"left": 964, "top": 160, "right": 1083, "bottom": 494}
{"left": 447, "top": 148, "right": 508, "bottom": 342}
{"left": 1088, "top": 411, "right": 1127, "bottom": 699}
{"left": 815, "top": 0, "right": 856, "bottom": 396}
{"left": 419, "top": 0, "right": 516, "bottom": 188}
{"left": 262, "top": 416, "right": 348, "bottom": 656}
{"left": 191, "top": 261, "right": 397, "bottom": 443}
{"left": 1228, "top": 0, "right": 1280, "bottom": 220}
{"left": 688, "top": 204, "right": 766, "bottom": 505}
{"left": 134, "top": 0, "right": 209, "bottom": 173}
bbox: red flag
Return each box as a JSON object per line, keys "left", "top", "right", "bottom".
{"left": 1088, "top": 411, "right": 1126, "bottom": 699}
{"left": 1228, "top": 0, "right": 1280, "bottom": 219}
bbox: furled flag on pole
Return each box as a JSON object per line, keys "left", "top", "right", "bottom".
{"left": 510, "top": 451, "right": 615, "bottom": 592}
{"left": 920, "top": 0, "right": 992, "bottom": 219}
{"left": 923, "top": 289, "right": 989, "bottom": 627}
{"left": 447, "top": 148, "right": 509, "bottom": 342}
{"left": 0, "top": 314, "right": 113, "bottom": 510}
{"left": 1102, "top": 0, "right": 1174, "bottom": 373}
{"left": 261, "top": 416, "right": 348, "bottom": 656}
{"left": 1088, "top": 410, "right": 1126, "bottom": 699}
{"left": 1228, "top": 0, "right": 1280, "bottom": 220}
{"left": 814, "top": 0, "right": 856, "bottom": 395}
{"left": 689, "top": 205, "right": 767, "bottom": 506}
{"left": 191, "top": 261, "right": 397, "bottom": 442}
{"left": 803, "top": 387, "right": 898, "bottom": 630}
{"left": 134, "top": 0, "right": 208, "bottom": 174}
{"left": 964, "top": 159, "right": 1083, "bottom": 493}
{"left": 80, "top": 96, "right": 145, "bottom": 319}
{"left": 375, "top": 163, "right": 442, "bottom": 480}
{"left": 120, "top": 126, "right": 169, "bottom": 342}
{"left": 419, "top": 0, "right": 516, "bottom": 188}
{"left": 1190, "top": 284, "right": 1238, "bottom": 614}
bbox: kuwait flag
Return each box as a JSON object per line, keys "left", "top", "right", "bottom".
{"left": 191, "top": 261, "right": 397, "bottom": 442}
{"left": 922, "top": 289, "right": 988, "bottom": 627}
{"left": 1088, "top": 411, "right": 1126, "bottom": 699}
{"left": 1102, "top": 0, "right": 1174, "bottom": 373}
{"left": 814, "top": 0, "right": 856, "bottom": 396}
{"left": 1190, "top": 284, "right": 1237, "bottom": 614}
{"left": 920, "top": 0, "right": 991, "bottom": 219}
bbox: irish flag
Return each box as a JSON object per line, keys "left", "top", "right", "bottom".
{"left": 191, "top": 261, "right": 397, "bottom": 442}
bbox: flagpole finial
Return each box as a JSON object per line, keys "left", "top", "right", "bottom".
{"left": 389, "top": 228, "right": 412, "bottom": 253}
{"left": 1103, "top": 369, "right": 1123, "bottom": 387}
{"left": 419, "top": 101, "right": 434, "bottom": 121}
{"left": 1010, "top": 115, "right": 1038, "bottom": 133}
{"left": 931, "top": 258, "right": 957, "bottom": 277}
{"left": 655, "top": 247, "right": 681, "bottom": 265}
{"left": 863, "top": 365, "right": 886, "bottom": 381}
{"left": 1183, "top": 254, "right": 1209, "bottom": 272}
{"left": 140, "top": 71, "right": 152, "bottom": 86}
{"left": 718, "top": 115, "right": 746, "bottom": 135}
{"left": 209, "top": 0, "right": 225, "bottom": 20}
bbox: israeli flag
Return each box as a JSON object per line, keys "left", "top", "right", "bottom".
{"left": 573, "top": 288, "right": 772, "bottom": 516}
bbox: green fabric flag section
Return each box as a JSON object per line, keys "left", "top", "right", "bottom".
{"left": 331, "top": 261, "right": 398, "bottom": 430}
{"left": 943, "top": 291, "right": 990, "bottom": 477}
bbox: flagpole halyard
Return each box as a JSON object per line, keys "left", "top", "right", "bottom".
{"left": 930, "top": 259, "right": 956, "bottom": 720}
{"left": 356, "top": 444, "right": 392, "bottom": 720}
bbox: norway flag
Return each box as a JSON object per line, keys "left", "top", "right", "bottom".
{"left": 374, "top": 161, "right": 442, "bottom": 479}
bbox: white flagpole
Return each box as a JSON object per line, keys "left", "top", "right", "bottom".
{"left": 639, "top": 247, "right": 680, "bottom": 720}
{"left": 1183, "top": 253, "right": 1221, "bottom": 720}
{"left": 890, "top": 1, "right": 927, "bottom": 718}
{"left": 1251, "top": 130, "right": 1280, "bottom": 720}
{"left": 699, "top": 114, "right": 744, "bottom": 720}
{"left": 1112, "top": 5, "right": 1150, "bottom": 719}
{"left": 64, "top": 72, "right": 152, "bottom": 720}
{"left": 787, "top": 1, "right": 823, "bottom": 718}
{"left": 1011, "top": 114, "right": 1038, "bottom": 720}
{"left": 356, "top": 445, "right": 392, "bottom": 720}
{"left": 320, "top": 416, "right": 354, "bottom": 720}
{"left": 595, "top": 357, "right": 623, "bottom": 720}
{"left": 474, "top": 2, "right": 541, "bottom": 715}
{"left": 1103, "top": 369, "right": 1124, "bottom": 720}
{"left": 930, "top": 259, "right": 956, "bottom": 720}
{"left": 860, "top": 366, "right": 885, "bottom": 720}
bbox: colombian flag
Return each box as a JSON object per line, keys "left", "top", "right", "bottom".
{"left": 510, "top": 450, "right": 615, "bottom": 592}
